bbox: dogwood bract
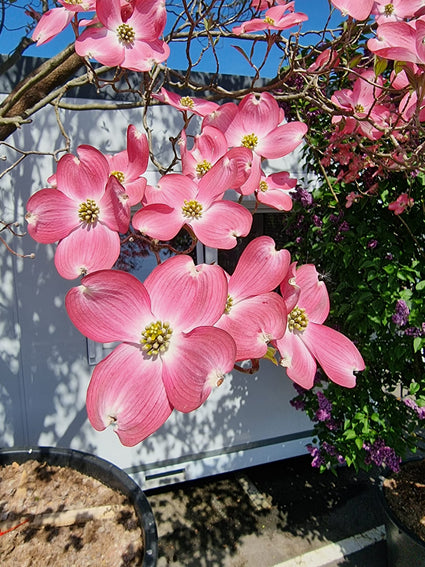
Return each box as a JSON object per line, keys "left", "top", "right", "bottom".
{"left": 65, "top": 256, "right": 237, "bottom": 445}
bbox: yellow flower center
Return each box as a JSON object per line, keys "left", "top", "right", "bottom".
{"left": 140, "top": 321, "right": 173, "bottom": 357}
{"left": 354, "top": 103, "right": 365, "bottom": 114}
{"left": 288, "top": 306, "right": 309, "bottom": 332}
{"left": 78, "top": 199, "right": 100, "bottom": 224}
{"left": 264, "top": 16, "right": 275, "bottom": 25}
{"left": 384, "top": 3, "right": 394, "bottom": 15}
{"left": 111, "top": 170, "right": 125, "bottom": 184}
{"left": 117, "top": 23, "right": 136, "bottom": 45}
{"left": 182, "top": 199, "right": 203, "bottom": 219}
{"left": 179, "top": 96, "right": 195, "bottom": 109}
{"left": 225, "top": 295, "right": 233, "bottom": 314}
{"left": 259, "top": 180, "right": 269, "bottom": 192}
{"left": 64, "top": 0, "right": 83, "bottom": 4}
{"left": 195, "top": 160, "right": 212, "bottom": 177}
{"left": 241, "top": 133, "right": 258, "bottom": 149}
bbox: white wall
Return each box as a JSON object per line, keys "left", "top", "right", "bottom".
{"left": 0, "top": 94, "right": 313, "bottom": 488}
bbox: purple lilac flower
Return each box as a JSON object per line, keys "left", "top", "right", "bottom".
{"left": 292, "top": 186, "right": 313, "bottom": 208}
{"left": 322, "top": 441, "right": 336, "bottom": 456}
{"left": 315, "top": 391, "right": 332, "bottom": 422}
{"left": 312, "top": 214, "right": 323, "bottom": 227}
{"left": 329, "top": 213, "right": 341, "bottom": 224}
{"left": 392, "top": 300, "right": 410, "bottom": 327}
{"left": 290, "top": 398, "right": 306, "bottom": 410}
{"left": 404, "top": 327, "right": 423, "bottom": 337}
{"left": 307, "top": 444, "right": 325, "bottom": 468}
{"left": 367, "top": 239, "right": 378, "bottom": 249}
{"left": 338, "top": 221, "right": 350, "bottom": 232}
{"left": 363, "top": 438, "right": 401, "bottom": 472}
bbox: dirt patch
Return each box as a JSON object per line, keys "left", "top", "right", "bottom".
{"left": 383, "top": 459, "right": 425, "bottom": 543}
{"left": 0, "top": 460, "right": 144, "bottom": 566}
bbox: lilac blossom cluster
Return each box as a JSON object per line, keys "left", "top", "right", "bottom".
{"left": 307, "top": 443, "right": 345, "bottom": 468}
{"left": 391, "top": 299, "right": 410, "bottom": 327}
{"left": 363, "top": 438, "right": 401, "bottom": 473}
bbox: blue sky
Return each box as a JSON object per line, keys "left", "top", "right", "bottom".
{"left": 0, "top": 0, "right": 342, "bottom": 76}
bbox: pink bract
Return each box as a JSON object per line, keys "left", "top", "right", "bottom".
{"left": 75, "top": 0, "right": 170, "bottom": 71}
{"left": 106, "top": 125, "right": 149, "bottom": 206}
{"left": 26, "top": 145, "right": 130, "bottom": 279}
{"left": 215, "top": 236, "right": 290, "bottom": 361}
{"left": 275, "top": 264, "right": 365, "bottom": 389}
{"left": 32, "top": 0, "right": 96, "bottom": 45}
{"left": 65, "top": 258, "right": 236, "bottom": 445}
{"left": 330, "top": 0, "right": 374, "bottom": 21}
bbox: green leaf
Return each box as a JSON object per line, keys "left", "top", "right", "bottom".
{"left": 355, "top": 437, "right": 364, "bottom": 451}
{"left": 374, "top": 56, "right": 388, "bottom": 77}
{"left": 344, "top": 429, "right": 357, "bottom": 440}
{"left": 416, "top": 280, "right": 425, "bottom": 291}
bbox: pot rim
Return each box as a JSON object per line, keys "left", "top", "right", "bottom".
{"left": 0, "top": 446, "right": 158, "bottom": 567}
{"left": 379, "top": 457, "right": 425, "bottom": 550}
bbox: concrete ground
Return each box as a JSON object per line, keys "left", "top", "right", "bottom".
{"left": 146, "top": 454, "right": 388, "bottom": 567}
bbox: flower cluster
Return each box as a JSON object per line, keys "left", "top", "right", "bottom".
{"left": 15, "top": 0, "right": 424, "bottom": 461}
{"left": 32, "top": 0, "right": 170, "bottom": 72}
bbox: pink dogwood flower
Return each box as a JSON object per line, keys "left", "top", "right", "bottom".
{"left": 372, "top": 0, "right": 424, "bottom": 24}
{"left": 152, "top": 87, "right": 220, "bottom": 117}
{"left": 256, "top": 171, "right": 297, "bottom": 211}
{"left": 215, "top": 236, "right": 290, "bottom": 361}
{"left": 331, "top": 0, "right": 374, "bottom": 21}
{"left": 331, "top": 70, "right": 390, "bottom": 140}
{"left": 233, "top": 2, "right": 308, "bottom": 34}
{"left": 180, "top": 126, "right": 229, "bottom": 180}
{"left": 388, "top": 193, "right": 414, "bottom": 214}
{"left": 65, "top": 257, "right": 236, "bottom": 445}
{"left": 275, "top": 263, "right": 365, "bottom": 389}
{"left": 133, "top": 150, "right": 253, "bottom": 249}
{"left": 204, "top": 92, "right": 307, "bottom": 195}
{"left": 75, "top": 0, "right": 170, "bottom": 71}
{"left": 32, "top": 0, "right": 96, "bottom": 45}
{"left": 26, "top": 145, "right": 130, "bottom": 279}
{"left": 106, "top": 125, "right": 149, "bottom": 206}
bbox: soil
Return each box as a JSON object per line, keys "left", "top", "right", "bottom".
{"left": 0, "top": 460, "right": 145, "bottom": 566}
{"left": 383, "top": 459, "right": 425, "bottom": 543}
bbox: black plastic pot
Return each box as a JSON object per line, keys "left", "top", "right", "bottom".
{"left": 380, "top": 461, "right": 425, "bottom": 567}
{"left": 0, "top": 446, "right": 158, "bottom": 566}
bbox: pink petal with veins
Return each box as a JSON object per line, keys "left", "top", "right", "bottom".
{"left": 65, "top": 269, "right": 152, "bottom": 343}
{"left": 86, "top": 343, "right": 172, "bottom": 446}
{"left": 162, "top": 326, "right": 236, "bottom": 412}
{"left": 54, "top": 222, "right": 121, "bottom": 279}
